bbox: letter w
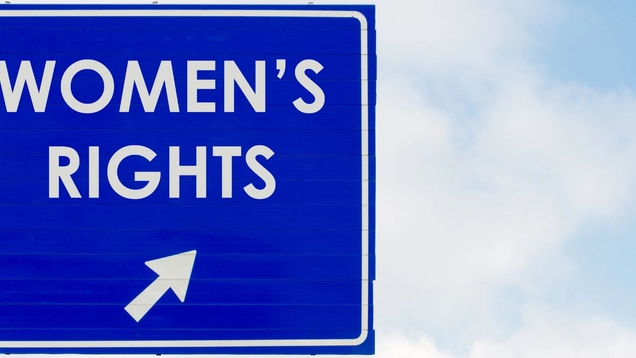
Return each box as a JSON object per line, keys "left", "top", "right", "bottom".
{"left": 0, "top": 61, "right": 56, "bottom": 112}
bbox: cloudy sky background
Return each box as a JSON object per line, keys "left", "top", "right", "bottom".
{"left": 377, "top": 1, "right": 636, "bottom": 356}
{"left": 14, "top": 0, "right": 636, "bottom": 357}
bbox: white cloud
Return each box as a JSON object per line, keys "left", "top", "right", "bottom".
{"left": 380, "top": 1, "right": 551, "bottom": 72}
{"left": 470, "top": 306, "right": 636, "bottom": 358}
{"left": 375, "top": 309, "right": 636, "bottom": 358}
{"left": 376, "top": 331, "right": 456, "bottom": 358}
{"left": 375, "top": 0, "right": 636, "bottom": 353}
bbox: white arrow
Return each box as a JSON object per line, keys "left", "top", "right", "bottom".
{"left": 124, "top": 250, "right": 197, "bottom": 322}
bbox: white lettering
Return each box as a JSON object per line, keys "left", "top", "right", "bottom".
{"left": 169, "top": 146, "right": 207, "bottom": 198}
{"left": 224, "top": 60, "right": 265, "bottom": 113}
{"left": 212, "top": 146, "right": 241, "bottom": 198}
{"left": 0, "top": 60, "right": 292, "bottom": 114}
{"left": 49, "top": 146, "right": 81, "bottom": 198}
{"left": 89, "top": 146, "right": 100, "bottom": 198}
{"left": 187, "top": 60, "right": 216, "bottom": 112}
{"left": 107, "top": 145, "right": 160, "bottom": 200}
{"left": 293, "top": 59, "right": 325, "bottom": 114}
{"left": 120, "top": 60, "right": 179, "bottom": 112}
{"left": 61, "top": 59, "right": 114, "bottom": 114}
{"left": 0, "top": 60, "right": 55, "bottom": 112}
{"left": 48, "top": 145, "right": 276, "bottom": 200}
{"left": 244, "top": 145, "right": 276, "bottom": 199}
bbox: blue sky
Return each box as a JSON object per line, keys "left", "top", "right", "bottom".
{"left": 538, "top": 0, "right": 636, "bottom": 91}
{"left": 535, "top": 0, "right": 636, "bottom": 338}
{"left": 12, "top": 0, "right": 636, "bottom": 357}
{"left": 377, "top": 0, "right": 636, "bottom": 356}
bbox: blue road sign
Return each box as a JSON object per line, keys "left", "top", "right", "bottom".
{"left": 0, "top": 4, "right": 375, "bottom": 355}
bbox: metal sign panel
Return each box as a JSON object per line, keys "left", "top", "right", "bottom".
{"left": 0, "top": 4, "right": 375, "bottom": 355}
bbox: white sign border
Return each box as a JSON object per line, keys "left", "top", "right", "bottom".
{"left": 0, "top": 8, "right": 371, "bottom": 349}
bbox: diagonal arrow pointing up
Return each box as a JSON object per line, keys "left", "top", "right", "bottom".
{"left": 124, "top": 250, "right": 197, "bottom": 322}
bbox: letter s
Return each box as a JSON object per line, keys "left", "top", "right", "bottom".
{"left": 244, "top": 145, "right": 275, "bottom": 200}
{"left": 292, "top": 59, "right": 325, "bottom": 114}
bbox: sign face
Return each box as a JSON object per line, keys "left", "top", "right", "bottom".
{"left": 0, "top": 5, "right": 375, "bottom": 355}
